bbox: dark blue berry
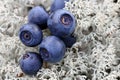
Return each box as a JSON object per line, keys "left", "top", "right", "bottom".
{"left": 19, "top": 52, "right": 43, "bottom": 76}
{"left": 47, "top": 9, "right": 76, "bottom": 38}
{"left": 19, "top": 23, "right": 43, "bottom": 47}
{"left": 39, "top": 36, "right": 66, "bottom": 63}
{"left": 61, "top": 35, "right": 76, "bottom": 48}
{"left": 50, "top": 0, "right": 69, "bottom": 12}
{"left": 28, "top": 6, "right": 49, "bottom": 30}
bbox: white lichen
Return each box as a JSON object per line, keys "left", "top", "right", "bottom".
{"left": 0, "top": 0, "right": 120, "bottom": 80}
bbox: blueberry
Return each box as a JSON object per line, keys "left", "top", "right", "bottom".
{"left": 47, "top": 9, "right": 76, "bottom": 38}
{"left": 50, "top": 0, "right": 69, "bottom": 12}
{"left": 19, "top": 52, "right": 43, "bottom": 76}
{"left": 39, "top": 36, "right": 66, "bottom": 63}
{"left": 61, "top": 35, "right": 76, "bottom": 48}
{"left": 19, "top": 23, "right": 43, "bottom": 47}
{"left": 28, "top": 6, "right": 49, "bottom": 30}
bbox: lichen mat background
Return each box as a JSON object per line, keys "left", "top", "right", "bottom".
{"left": 0, "top": 0, "right": 120, "bottom": 80}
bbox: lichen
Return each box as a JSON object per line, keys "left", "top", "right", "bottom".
{"left": 0, "top": 0, "right": 120, "bottom": 80}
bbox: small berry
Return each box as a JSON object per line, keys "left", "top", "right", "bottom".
{"left": 61, "top": 35, "right": 76, "bottom": 48}
{"left": 28, "top": 6, "right": 49, "bottom": 30}
{"left": 19, "top": 52, "right": 43, "bottom": 76}
{"left": 47, "top": 9, "right": 76, "bottom": 38}
{"left": 39, "top": 36, "right": 66, "bottom": 63}
{"left": 50, "top": 0, "right": 69, "bottom": 12}
{"left": 19, "top": 23, "right": 43, "bottom": 47}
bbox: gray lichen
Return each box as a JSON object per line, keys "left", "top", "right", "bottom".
{"left": 0, "top": 0, "right": 120, "bottom": 80}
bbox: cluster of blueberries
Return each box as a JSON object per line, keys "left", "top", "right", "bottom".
{"left": 19, "top": 0, "right": 76, "bottom": 76}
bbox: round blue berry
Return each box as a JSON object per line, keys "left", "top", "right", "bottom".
{"left": 50, "top": 0, "right": 69, "bottom": 12}
{"left": 39, "top": 36, "right": 66, "bottom": 63}
{"left": 19, "top": 23, "right": 43, "bottom": 47}
{"left": 19, "top": 52, "right": 43, "bottom": 76}
{"left": 47, "top": 9, "right": 76, "bottom": 38}
{"left": 28, "top": 6, "right": 49, "bottom": 30}
{"left": 61, "top": 35, "right": 76, "bottom": 48}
